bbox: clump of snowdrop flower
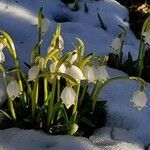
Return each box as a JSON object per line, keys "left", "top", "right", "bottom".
{"left": 6, "top": 80, "right": 20, "bottom": 100}
{"left": 0, "top": 8, "right": 147, "bottom": 137}
{"left": 131, "top": 87, "right": 148, "bottom": 110}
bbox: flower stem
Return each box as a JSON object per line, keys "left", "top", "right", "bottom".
{"left": 47, "top": 78, "right": 56, "bottom": 126}
{"left": 57, "top": 79, "right": 60, "bottom": 102}
{"left": 79, "top": 81, "right": 88, "bottom": 107}
{"left": 8, "top": 98, "right": 16, "bottom": 121}
{"left": 72, "top": 83, "right": 80, "bottom": 115}
{"left": 137, "top": 39, "right": 146, "bottom": 77}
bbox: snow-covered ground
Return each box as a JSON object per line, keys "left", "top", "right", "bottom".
{"left": 0, "top": 0, "right": 150, "bottom": 149}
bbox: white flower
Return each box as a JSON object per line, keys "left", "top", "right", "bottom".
{"left": 143, "top": 31, "right": 150, "bottom": 45}
{"left": 68, "top": 52, "right": 78, "bottom": 64}
{"left": 0, "top": 43, "right": 5, "bottom": 51}
{"left": 60, "top": 86, "right": 77, "bottom": 109}
{"left": 7, "top": 80, "right": 20, "bottom": 100}
{"left": 110, "top": 37, "right": 122, "bottom": 55}
{"left": 98, "top": 66, "right": 110, "bottom": 83}
{"left": 83, "top": 65, "right": 99, "bottom": 83}
{"left": 0, "top": 51, "right": 5, "bottom": 63}
{"left": 28, "top": 66, "right": 39, "bottom": 81}
{"left": 131, "top": 90, "right": 148, "bottom": 110}
{"left": 50, "top": 61, "right": 66, "bottom": 73}
{"left": 65, "top": 65, "right": 85, "bottom": 82}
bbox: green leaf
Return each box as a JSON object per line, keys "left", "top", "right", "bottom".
{"left": 23, "top": 61, "right": 31, "bottom": 69}
{"left": 80, "top": 117, "right": 95, "bottom": 127}
{"left": 0, "top": 30, "right": 16, "bottom": 58}
{"left": 0, "top": 109, "right": 12, "bottom": 120}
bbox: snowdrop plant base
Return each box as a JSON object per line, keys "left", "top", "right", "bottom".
{"left": 0, "top": 9, "right": 147, "bottom": 138}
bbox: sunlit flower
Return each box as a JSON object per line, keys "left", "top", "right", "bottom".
{"left": 65, "top": 65, "right": 85, "bottom": 82}
{"left": 7, "top": 80, "right": 20, "bottom": 100}
{"left": 0, "top": 51, "right": 5, "bottom": 63}
{"left": 28, "top": 66, "right": 39, "bottom": 81}
{"left": 83, "top": 65, "right": 99, "bottom": 83}
{"left": 60, "top": 86, "right": 77, "bottom": 109}
{"left": 143, "top": 31, "right": 150, "bottom": 45}
{"left": 0, "top": 43, "right": 5, "bottom": 51}
{"left": 110, "top": 37, "right": 122, "bottom": 55}
{"left": 98, "top": 66, "right": 110, "bottom": 83}
{"left": 0, "top": 42, "right": 6, "bottom": 63}
{"left": 131, "top": 90, "right": 148, "bottom": 110}
{"left": 50, "top": 61, "right": 66, "bottom": 73}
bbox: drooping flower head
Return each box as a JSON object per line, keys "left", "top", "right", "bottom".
{"left": 7, "top": 80, "right": 21, "bottom": 100}
{"left": 60, "top": 86, "right": 77, "bottom": 109}
{"left": 131, "top": 87, "right": 148, "bottom": 110}
{"left": 28, "top": 66, "right": 39, "bottom": 81}
{"left": 83, "top": 65, "right": 99, "bottom": 83}
{"left": 110, "top": 37, "right": 122, "bottom": 55}
{"left": 98, "top": 65, "right": 110, "bottom": 83}
{"left": 65, "top": 65, "right": 85, "bottom": 83}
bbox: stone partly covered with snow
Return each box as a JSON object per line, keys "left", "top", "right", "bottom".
{"left": 0, "top": 128, "right": 144, "bottom": 150}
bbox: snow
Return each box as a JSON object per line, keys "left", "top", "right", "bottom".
{"left": 0, "top": 0, "right": 150, "bottom": 149}
{"left": 0, "top": 128, "right": 144, "bottom": 150}
{"left": 0, "top": 0, "right": 139, "bottom": 69}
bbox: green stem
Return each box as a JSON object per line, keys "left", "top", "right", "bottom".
{"left": 72, "top": 83, "right": 80, "bottom": 115}
{"left": 32, "top": 78, "right": 39, "bottom": 119}
{"left": 79, "top": 81, "right": 88, "bottom": 107}
{"left": 47, "top": 78, "right": 57, "bottom": 126}
{"left": 137, "top": 39, "right": 146, "bottom": 77}
{"left": 57, "top": 79, "right": 60, "bottom": 102}
{"left": 8, "top": 99, "right": 16, "bottom": 121}
{"left": 44, "top": 78, "right": 48, "bottom": 102}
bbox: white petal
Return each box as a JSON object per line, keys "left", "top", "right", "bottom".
{"left": 70, "top": 53, "right": 78, "bottom": 63}
{"left": 7, "top": 80, "right": 20, "bottom": 99}
{"left": 110, "top": 37, "right": 122, "bottom": 55}
{"left": 50, "top": 61, "right": 66, "bottom": 73}
{"left": 131, "top": 90, "right": 148, "bottom": 110}
{"left": 28, "top": 66, "right": 39, "bottom": 81}
{"left": 60, "top": 86, "right": 77, "bottom": 109}
{"left": 98, "top": 66, "right": 110, "bottom": 83}
{"left": 0, "top": 51, "right": 5, "bottom": 63}
{"left": 143, "top": 32, "right": 150, "bottom": 45}
{"left": 83, "top": 65, "right": 98, "bottom": 83}
{"left": 65, "top": 65, "right": 85, "bottom": 82}
{"left": 0, "top": 43, "right": 5, "bottom": 51}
